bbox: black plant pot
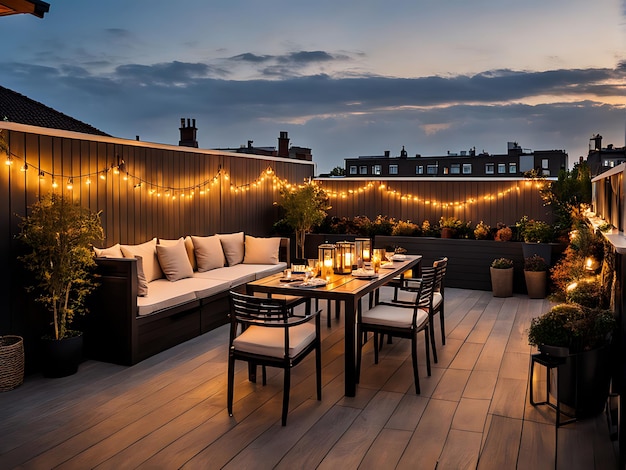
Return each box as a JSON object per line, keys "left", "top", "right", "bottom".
{"left": 40, "top": 332, "right": 83, "bottom": 378}
{"left": 556, "top": 345, "right": 612, "bottom": 419}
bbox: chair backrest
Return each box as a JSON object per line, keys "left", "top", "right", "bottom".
{"left": 230, "top": 291, "right": 290, "bottom": 327}
{"left": 433, "top": 257, "right": 448, "bottom": 293}
{"left": 402, "top": 268, "right": 436, "bottom": 311}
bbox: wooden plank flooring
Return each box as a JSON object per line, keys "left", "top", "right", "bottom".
{"left": 0, "top": 288, "right": 619, "bottom": 469}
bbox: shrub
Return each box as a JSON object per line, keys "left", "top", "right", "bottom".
{"left": 519, "top": 218, "right": 555, "bottom": 243}
{"left": 473, "top": 221, "right": 490, "bottom": 240}
{"left": 494, "top": 223, "right": 513, "bottom": 241}
{"left": 491, "top": 258, "right": 514, "bottom": 269}
{"left": 566, "top": 277, "right": 602, "bottom": 309}
{"left": 524, "top": 254, "right": 548, "bottom": 271}
{"left": 392, "top": 220, "right": 420, "bottom": 236}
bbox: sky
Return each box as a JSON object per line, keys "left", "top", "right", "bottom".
{"left": 0, "top": 0, "right": 625, "bottom": 174}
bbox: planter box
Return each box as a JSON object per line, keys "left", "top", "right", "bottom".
{"left": 375, "top": 236, "right": 566, "bottom": 293}
{"left": 490, "top": 267, "right": 514, "bottom": 297}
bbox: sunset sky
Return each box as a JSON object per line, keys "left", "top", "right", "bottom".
{"left": 0, "top": 0, "right": 624, "bottom": 173}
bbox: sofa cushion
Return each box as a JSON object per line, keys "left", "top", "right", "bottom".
{"left": 243, "top": 235, "right": 280, "bottom": 265}
{"left": 137, "top": 277, "right": 230, "bottom": 316}
{"left": 156, "top": 239, "right": 194, "bottom": 281}
{"left": 192, "top": 235, "right": 225, "bottom": 272}
{"left": 93, "top": 243, "right": 124, "bottom": 258}
{"left": 184, "top": 236, "right": 197, "bottom": 271}
{"left": 135, "top": 256, "right": 149, "bottom": 297}
{"left": 194, "top": 262, "right": 286, "bottom": 287}
{"left": 232, "top": 322, "right": 317, "bottom": 359}
{"left": 219, "top": 232, "right": 244, "bottom": 266}
{"left": 121, "top": 238, "right": 163, "bottom": 282}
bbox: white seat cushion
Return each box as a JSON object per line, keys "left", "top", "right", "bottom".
{"left": 232, "top": 322, "right": 316, "bottom": 358}
{"left": 137, "top": 279, "right": 197, "bottom": 316}
{"left": 361, "top": 304, "right": 428, "bottom": 328}
{"left": 432, "top": 292, "right": 443, "bottom": 309}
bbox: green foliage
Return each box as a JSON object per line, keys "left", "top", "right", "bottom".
{"left": 566, "top": 277, "right": 602, "bottom": 309}
{"left": 439, "top": 216, "right": 464, "bottom": 229}
{"left": 491, "top": 258, "right": 514, "bottom": 269}
{"left": 528, "top": 303, "right": 615, "bottom": 352}
{"left": 540, "top": 162, "right": 592, "bottom": 235}
{"left": 524, "top": 254, "right": 548, "bottom": 272}
{"left": 473, "top": 221, "right": 490, "bottom": 240}
{"left": 328, "top": 166, "right": 346, "bottom": 176}
{"left": 279, "top": 181, "right": 329, "bottom": 258}
{"left": 17, "top": 193, "right": 104, "bottom": 340}
{"left": 517, "top": 216, "right": 555, "bottom": 243}
{"left": 392, "top": 220, "right": 420, "bottom": 236}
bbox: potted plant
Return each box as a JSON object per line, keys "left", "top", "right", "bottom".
{"left": 524, "top": 254, "right": 548, "bottom": 298}
{"left": 17, "top": 193, "right": 104, "bottom": 377}
{"left": 473, "top": 221, "right": 490, "bottom": 240}
{"left": 490, "top": 257, "right": 514, "bottom": 297}
{"left": 278, "top": 180, "right": 328, "bottom": 260}
{"left": 494, "top": 223, "right": 512, "bottom": 241}
{"left": 439, "top": 216, "right": 463, "bottom": 239}
{"left": 517, "top": 216, "right": 555, "bottom": 264}
{"left": 528, "top": 302, "right": 615, "bottom": 417}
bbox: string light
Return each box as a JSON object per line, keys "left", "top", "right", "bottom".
{"left": 66, "top": 178, "right": 73, "bottom": 190}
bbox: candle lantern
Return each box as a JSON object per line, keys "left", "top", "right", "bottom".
{"left": 372, "top": 248, "right": 385, "bottom": 272}
{"left": 318, "top": 243, "right": 336, "bottom": 280}
{"left": 335, "top": 241, "right": 355, "bottom": 274}
{"left": 355, "top": 238, "right": 371, "bottom": 268}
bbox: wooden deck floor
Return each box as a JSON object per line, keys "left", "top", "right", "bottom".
{"left": 0, "top": 287, "right": 619, "bottom": 469}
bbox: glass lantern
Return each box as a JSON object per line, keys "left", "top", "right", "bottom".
{"left": 355, "top": 238, "right": 371, "bottom": 268}
{"left": 318, "top": 243, "right": 336, "bottom": 280}
{"left": 334, "top": 241, "right": 355, "bottom": 274}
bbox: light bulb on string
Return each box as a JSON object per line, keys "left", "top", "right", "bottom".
{"left": 66, "top": 178, "right": 73, "bottom": 190}
{"left": 20, "top": 163, "right": 28, "bottom": 172}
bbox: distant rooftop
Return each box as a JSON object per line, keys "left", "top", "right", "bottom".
{"left": 0, "top": 85, "right": 109, "bottom": 137}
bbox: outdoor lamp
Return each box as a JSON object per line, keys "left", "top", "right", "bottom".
{"left": 585, "top": 256, "right": 600, "bottom": 271}
{"left": 318, "top": 243, "right": 336, "bottom": 280}
{"left": 335, "top": 241, "right": 355, "bottom": 274}
{"left": 355, "top": 238, "right": 371, "bottom": 268}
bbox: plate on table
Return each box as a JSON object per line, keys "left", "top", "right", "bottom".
{"left": 380, "top": 262, "right": 396, "bottom": 269}
{"left": 352, "top": 269, "right": 378, "bottom": 279}
{"left": 293, "top": 278, "right": 328, "bottom": 288}
{"left": 391, "top": 254, "right": 407, "bottom": 261}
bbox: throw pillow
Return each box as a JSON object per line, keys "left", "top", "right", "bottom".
{"left": 156, "top": 239, "right": 194, "bottom": 281}
{"left": 243, "top": 235, "right": 280, "bottom": 264}
{"left": 93, "top": 243, "right": 124, "bottom": 258}
{"left": 120, "top": 238, "right": 163, "bottom": 282}
{"left": 218, "top": 232, "right": 245, "bottom": 266}
{"left": 135, "top": 255, "right": 149, "bottom": 296}
{"left": 158, "top": 237, "right": 197, "bottom": 271}
{"left": 192, "top": 235, "right": 225, "bottom": 272}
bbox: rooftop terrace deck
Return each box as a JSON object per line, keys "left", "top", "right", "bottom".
{"left": 0, "top": 287, "right": 618, "bottom": 469}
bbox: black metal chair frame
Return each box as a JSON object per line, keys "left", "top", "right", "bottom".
{"left": 227, "top": 291, "right": 322, "bottom": 426}
{"left": 356, "top": 272, "right": 435, "bottom": 394}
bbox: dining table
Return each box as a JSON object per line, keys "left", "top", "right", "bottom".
{"left": 246, "top": 254, "right": 422, "bottom": 397}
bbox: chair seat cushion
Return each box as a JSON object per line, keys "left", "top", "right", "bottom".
{"left": 233, "top": 322, "right": 316, "bottom": 359}
{"left": 361, "top": 304, "right": 428, "bottom": 328}
{"left": 432, "top": 292, "right": 443, "bottom": 309}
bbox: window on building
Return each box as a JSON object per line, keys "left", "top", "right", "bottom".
{"left": 450, "top": 163, "right": 460, "bottom": 174}
{"left": 349, "top": 166, "right": 357, "bottom": 175}
{"left": 462, "top": 163, "right": 472, "bottom": 174}
{"left": 416, "top": 165, "right": 424, "bottom": 175}
{"left": 359, "top": 166, "right": 367, "bottom": 175}
{"left": 485, "top": 163, "right": 495, "bottom": 174}
{"left": 389, "top": 164, "right": 398, "bottom": 175}
{"left": 427, "top": 164, "right": 438, "bottom": 175}
{"left": 541, "top": 159, "right": 549, "bottom": 169}
{"left": 498, "top": 163, "right": 506, "bottom": 174}
{"left": 509, "top": 162, "right": 517, "bottom": 174}
{"left": 372, "top": 164, "right": 381, "bottom": 175}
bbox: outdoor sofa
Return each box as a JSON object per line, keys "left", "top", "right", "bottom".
{"left": 84, "top": 232, "right": 290, "bottom": 365}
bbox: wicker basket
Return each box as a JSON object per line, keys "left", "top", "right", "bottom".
{"left": 0, "top": 335, "right": 24, "bottom": 391}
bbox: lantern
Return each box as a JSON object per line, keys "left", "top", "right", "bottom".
{"left": 372, "top": 248, "right": 385, "bottom": 272}
{"left": 355, "top": 238, "right": 371, "bottom": 268}
{"left": 318, "top": 243, "right": 336, "bottom": 280}
{"left": 335, "top": 241, "right": 355, "bottom": 274}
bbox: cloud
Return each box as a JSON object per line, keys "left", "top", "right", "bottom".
{"left": 0, "top": 58, "right": 623, "bottom": 173}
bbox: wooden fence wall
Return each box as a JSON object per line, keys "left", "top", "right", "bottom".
{"left": 0, "top": 123, "right": 314, "bottom": 350}
{"left": 315, "top": 177, "right": 553, "bottom": 227}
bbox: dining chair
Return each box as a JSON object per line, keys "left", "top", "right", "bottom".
{"left": 356, "top": 269, "right": 435, "bottom": 394}
{"left": 227, "top": 291, "right": 322, "bottom": 426}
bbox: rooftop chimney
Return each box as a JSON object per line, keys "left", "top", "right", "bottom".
{"left": 179, "top": 118, "right": 198, "bottom": 148}
{"left": 278, "top": 131, "right": 289, "bottom": 158}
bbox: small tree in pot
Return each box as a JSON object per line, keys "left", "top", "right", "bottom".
{"left": 17, "top": 193, "right": 103, "bottom": 377}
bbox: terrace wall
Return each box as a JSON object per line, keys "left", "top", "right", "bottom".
{"left": 0, "top": 123, "right": 314, "bottom": 363}
{"left": 315, "top": 176, "right": 553, "bottom": 227}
